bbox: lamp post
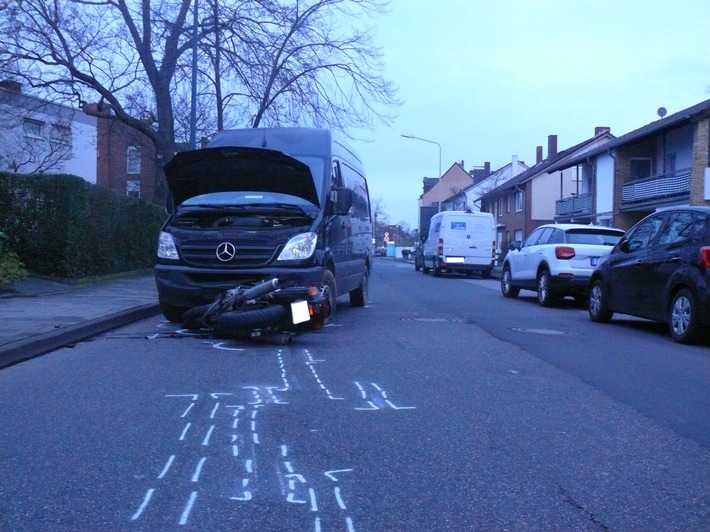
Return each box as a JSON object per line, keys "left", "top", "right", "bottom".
{"left": 401, "top": 134, "right": 442, "bottom": 212}
{"left": 189, "top": 0, "right": 198, "bottom": 149}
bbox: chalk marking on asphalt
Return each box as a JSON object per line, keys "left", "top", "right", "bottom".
{"left": 202, "top": 425, "right": 215, "bottom": 446}
{"left": 212, "top": 342, "right": 244, "bottom": 351}
{"left": 385, "top": 400, "right": 416, "bottom": 410}
{"left": 178, "top": 491, "right": 198, "bottom": 525}
{"left": 210, "top": 392, "right": 232, "bottom": 398}
{"left": 287, "top": 493, "right": 306, "bottom": 504}
{"left": 232, "top": 445, "right": 239, "bottom": 457}
{"left": 280, "top": 445, "right": 288, "bottom": 457}
{"left": 191, "top": 457, "right": 207, "bottom": 482}
{"left": 334, "top": 487, "right": 347, "bottom": 509}
{"left": 179, "top": 423, "right": 191, "bottom": 441}
{"left": 210, "top": 403, "right": 220, "bottom": 418}
{"left": 315, "top": 517, "right": 321, "bottom": 532}
{"left": 284, "top": 461, "right": 294, "bottom": 473}
{"left": 158, "top": 455, "right": 175, "bottom": 479}
{"left": 253, "top": 433, "right": 260, "bottom": 444}
{"left": 346, "top": 516, "right": 356, "bottom": 532}
{"left": 354, "top": 382, "right": 367, "bottom": 399}
{"left": 180, "top": 403, "right": 195, "bottom": 418}
{"left": 355, "top": 401, "right": 378, "bottom": 410}
{"left": 309, "top": 488, "right": 318, "bottom": 512}
{"left": 165, "top": 394, "right": 199, "bottom": 400}
{"left": 324, "top": 469, "right": 353, "bottom": 481}
{"left": 230, "top": 479, "right": 252, "bottom": 501}
{"left": 130, "top": 488, "right": 155, "bottom": 520}
{"left": 245, "top": 459, "right": 253, "bottom": 474}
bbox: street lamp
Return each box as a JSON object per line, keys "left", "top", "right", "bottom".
{"left": 401, "top": 134, "right": 442, "bottom": 212}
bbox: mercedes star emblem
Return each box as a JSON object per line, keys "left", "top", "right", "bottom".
{"left": 216, "top": 242, "right": 237, "bottom": 262}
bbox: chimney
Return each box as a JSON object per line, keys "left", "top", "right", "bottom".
{"left": 548, "top": 135, "right": 558, "bottom": 159}
{"left": 595, "top": 126, "right": 611, "bottom": 136}
{"left": 511, "top": 156, "right": 518, "bottom": 174}
{"left": 484, "top": 162, "right": 490, "bottom": 177}
{"left": 536, "top": 146, "right": 543, "bottom": 164}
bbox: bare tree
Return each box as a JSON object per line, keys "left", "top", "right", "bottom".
{"left": 0, "top": 0, "right": 399, "bottom": 195}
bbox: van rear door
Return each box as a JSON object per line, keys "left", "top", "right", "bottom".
{"left": 442, "top": 214, "right": 493, "bottom": 265}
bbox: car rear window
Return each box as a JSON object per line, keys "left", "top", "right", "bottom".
{"left": 565, "top": 229, "right": 623, "bottom": 245}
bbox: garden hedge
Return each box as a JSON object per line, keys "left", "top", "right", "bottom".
{"left": 0, "top": 172, "right": 166, "bottom": 279}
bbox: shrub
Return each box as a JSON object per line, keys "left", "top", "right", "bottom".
{"left": 0, "top": 251, "right": 27, "bottom": 286}
{"left": 0, "top": 172, "right": 165, "bottom": 279}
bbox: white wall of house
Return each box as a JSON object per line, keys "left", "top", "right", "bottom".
{"left": 595, "top": 153, "right": 615, "bottom": 222}
{"left": 464, "top": 157, "right": 527, "bottom": 211}
{"left": 531, "top": 168, "right": 578, "bottom": 220}
{"left": 0, "top": 87, "right": 97, "bottom": 182}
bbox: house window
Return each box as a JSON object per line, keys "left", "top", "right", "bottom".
{"left": 497, "top": 197, "right": 504, "bottom": 217}
{"left": 515, "top": 190, "right": 523, "bottom": 212}
{"left": 50, "top": 124, "right": 72, "bottom": 147}
{"left": 127, "top": 180, "right": 141, "bottom": 198}
{"left": 127, "top": 146, "right": 142, "bottom": 174}
{"left": 629, "top": 158, "right": 652, "bottom": 180}
{"left": 23, "top": 118, "right": 43, "bottom": 139}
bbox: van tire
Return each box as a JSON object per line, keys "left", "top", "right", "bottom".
{"left": 321, "top": 270, "right": 337, "bottom": 316}
{"left": 349, "top": 268, "right": 368, "bottom": 307}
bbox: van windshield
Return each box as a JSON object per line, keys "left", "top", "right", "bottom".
{"left": 182, "top": 191, "right": 319, "bottom": 217}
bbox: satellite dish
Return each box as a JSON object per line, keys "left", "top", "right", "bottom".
{"left": 657, "top": 107, "right": 667, "bottom": 118}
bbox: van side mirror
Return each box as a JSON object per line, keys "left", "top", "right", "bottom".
{"left": 331, "top": 188, "right": 353, "bottom": 215}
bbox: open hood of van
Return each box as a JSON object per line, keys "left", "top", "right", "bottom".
{"left": 164, "top": 147, "right": 320, "bottom": 207}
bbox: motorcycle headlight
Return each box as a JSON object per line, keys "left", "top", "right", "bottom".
{"left": 277, "top": 232, "right": 317, "bottom": 261}
{"left": 157, "top": 231, "right": 179, "bottom": 260}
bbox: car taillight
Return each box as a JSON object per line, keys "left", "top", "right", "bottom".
{"left": 700, "top": 246, "right": 710, "bottom": 268}
{"left": 438, "top": 238, "right": 444, "bottom": 255}
{"left": 555, "top": 246, "right": 576, "bottom": 260}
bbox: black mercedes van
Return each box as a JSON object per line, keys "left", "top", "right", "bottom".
{"left": 154, "top": 128, "right": 373, "bottom": 322}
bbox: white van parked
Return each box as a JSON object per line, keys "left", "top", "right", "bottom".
{"left": 421, "top": 211, "right": 496, "bottom": 278}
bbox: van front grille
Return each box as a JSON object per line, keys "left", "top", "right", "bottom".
{"left": 180, "top": 238, "right": 281, "bottom": 267}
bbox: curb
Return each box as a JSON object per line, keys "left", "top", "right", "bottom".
{"left": 0, "top": 303, "right": 161, "bottom": 369}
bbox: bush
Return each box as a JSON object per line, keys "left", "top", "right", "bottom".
{"left": 0, "top": 172, "right": 166, "bottom": 279}
{"left": 0, "top": 251, "right": 27, "bottom": 286}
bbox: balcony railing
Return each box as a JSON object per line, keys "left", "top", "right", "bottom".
{"left": 621, "top": 168, "right": 691, "bottom": 206}
{"left": 555, "top": 192, "right": 592, "bottom": 217}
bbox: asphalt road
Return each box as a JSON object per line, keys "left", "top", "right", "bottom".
{"left": 1, "top": 258, "right": 709, "bottom": 531}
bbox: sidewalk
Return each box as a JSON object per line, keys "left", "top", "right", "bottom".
{"left": 0, "top": 272, "right": 160, "bottom": 368}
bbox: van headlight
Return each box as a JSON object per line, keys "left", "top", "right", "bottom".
{"left": 277, "top": 232, "right": 317, "bottom": 261}
{"left": 157, "top": 231, "right": 180, "bottom": 260}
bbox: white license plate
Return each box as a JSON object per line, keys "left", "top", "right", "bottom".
{"left": 446, "top": 256, "right": 465, "bottom": 263}
{"left": 290, "top": 300, "right": 310, "bottom": 324}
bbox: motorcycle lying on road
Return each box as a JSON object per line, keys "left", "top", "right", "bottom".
{"left": 180, "top": 277, "right": 331, "bottom": 344}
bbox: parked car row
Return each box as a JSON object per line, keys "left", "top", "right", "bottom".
{"left": 499, "top": 207, "right": 710, "bottom": 344}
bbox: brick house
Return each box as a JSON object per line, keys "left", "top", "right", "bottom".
{"left": 480, "top": 129, "right": 616, "bottom": 251}
{"left": 545, "top": 98, "right": 710, "bottom": 231}
{"left": 94, "top": 106, "right": 164, "bottom": 205}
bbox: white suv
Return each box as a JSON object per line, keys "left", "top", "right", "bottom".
{"left": 500, "top": 223, "right": 624, "bottom": 306}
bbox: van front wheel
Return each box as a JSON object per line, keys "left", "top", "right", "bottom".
{"left": 321, "top": 270, "right": 337, "bottom": 316}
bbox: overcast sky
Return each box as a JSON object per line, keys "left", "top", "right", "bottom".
{"left": 348, "top": 0, "right": 710, "bottom": 230}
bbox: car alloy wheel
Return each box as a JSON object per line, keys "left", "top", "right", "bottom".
{"left": 500, "top": 267, "right": 519, "bottom": 298}
{"left": 588, "top": 279, "right": 613, "bottom": 322}
{"left": 669, "top": 288, "right": 701, "bottom": 344}
{"left": 537, "top": 270, "right": 556, "bottom": 307}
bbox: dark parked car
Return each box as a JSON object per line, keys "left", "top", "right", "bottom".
{"left": 588, "top": 206, "right": 710, "bottom": 344}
